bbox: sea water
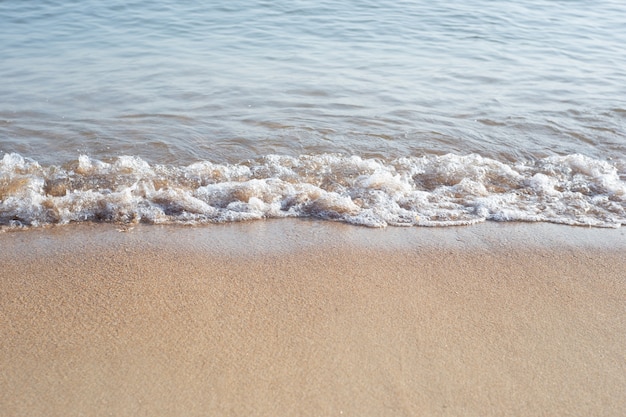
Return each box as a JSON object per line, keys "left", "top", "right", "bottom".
{"left": 1, "top": 0, "right": 625, "bottom": 228}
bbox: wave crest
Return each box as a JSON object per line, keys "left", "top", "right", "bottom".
{"left": 1, "top": 152, "right": 624, "bottom": 229}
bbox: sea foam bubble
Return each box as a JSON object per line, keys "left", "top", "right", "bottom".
{"left": 0, "top": 152, "right": 624, "bottom": 229}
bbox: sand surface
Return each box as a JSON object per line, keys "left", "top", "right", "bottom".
{"left": 1, "top": 221, "right": 625, "bottom": 416}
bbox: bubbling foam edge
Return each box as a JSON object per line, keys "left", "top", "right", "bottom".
{"left": 0, "top": 152, "right": 624, "bottom": 230}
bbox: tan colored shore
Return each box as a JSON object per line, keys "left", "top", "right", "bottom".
{"left": 1, "top": 221, "right": 625, "bottom": 416}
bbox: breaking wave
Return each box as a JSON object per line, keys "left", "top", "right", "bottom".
{"left": 1, "top": 152, "right": 624, "bottom": 229}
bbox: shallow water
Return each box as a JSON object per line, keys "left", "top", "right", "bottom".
{"left": 1, "top": 0, "right": 625, "bottom": 228}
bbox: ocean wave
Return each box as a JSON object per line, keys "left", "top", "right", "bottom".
{"left": 1, "top": 152, "right": 624, "bottom": 229}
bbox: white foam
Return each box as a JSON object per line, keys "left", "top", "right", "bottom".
{"left": 0, "top": 152, "right": 624, "bottom": 229}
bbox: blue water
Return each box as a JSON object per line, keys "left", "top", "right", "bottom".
{"left": 1, "top": 0, "right": 625, "bottom": 228}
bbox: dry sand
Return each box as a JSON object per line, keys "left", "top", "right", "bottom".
{"left": 1, "top": 220, "right": 625, "bottom": 416}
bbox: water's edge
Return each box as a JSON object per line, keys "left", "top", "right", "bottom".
{"left": 1, "top": 152, "right": 623, "bottom": 230}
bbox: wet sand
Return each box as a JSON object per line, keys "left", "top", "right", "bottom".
{"left": 1, "top": 221, "right": 625, "bottom": 416}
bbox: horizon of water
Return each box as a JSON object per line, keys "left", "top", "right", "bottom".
{"left": 1, "top": 0, "right": 625, "bottom": 229}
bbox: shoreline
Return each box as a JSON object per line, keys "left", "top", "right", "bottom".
{"left": 3, "top": 218, "right": 625, "bottom": 254}
{"left": 1, "top": 221, "right": 625, "bottom": 416}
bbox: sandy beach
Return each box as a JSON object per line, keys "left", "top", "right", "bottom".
{"left": 1, "top": 220, "right": 625, "bottom": 416}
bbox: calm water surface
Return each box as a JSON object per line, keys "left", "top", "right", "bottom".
{"left": 1, "top": 0, "right": 625, "bottom": 228}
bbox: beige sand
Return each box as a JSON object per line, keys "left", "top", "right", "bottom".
{"left": 1, "top": 221, "right": 625, "bottom": 416}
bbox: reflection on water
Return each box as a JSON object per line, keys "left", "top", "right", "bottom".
{"left": 0, "top": 0, "right": 625, "bottom": 165}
